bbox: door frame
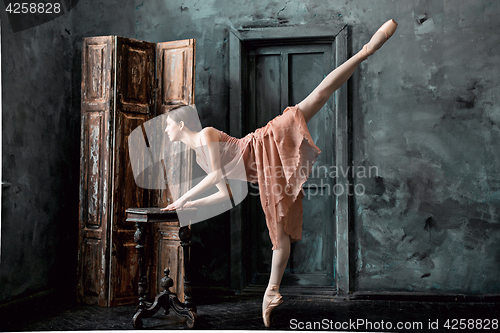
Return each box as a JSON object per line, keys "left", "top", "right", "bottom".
{"left": 228, "top": 24, "right": 351, "bottom": 296}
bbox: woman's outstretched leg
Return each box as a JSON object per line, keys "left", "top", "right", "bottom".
{"left": 298, "top": 19, "right": 398, "bottom": 123}
{"left": 262, "top": 222, "right": 290, "bottom": 327}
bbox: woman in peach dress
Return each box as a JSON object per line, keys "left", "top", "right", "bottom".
{"left": 162, "top": 19, "right": 398, "bottom": 327}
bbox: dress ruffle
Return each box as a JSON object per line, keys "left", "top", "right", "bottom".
{"left": 249, "top": 105, "right": 321, "bottom": 250}
{"left": 213, "top": 105, "right": 321, "bottom": 250}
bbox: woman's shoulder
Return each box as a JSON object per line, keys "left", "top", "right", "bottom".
{"left": 200, "top": 126, "right": 222, "bottom": 142}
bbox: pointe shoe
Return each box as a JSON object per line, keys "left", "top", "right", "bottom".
{"left": 358, "top": 19, "right": 398, "bottom": 60}
{"left": 262, "top": 293, "right": 283, "bottom": 327}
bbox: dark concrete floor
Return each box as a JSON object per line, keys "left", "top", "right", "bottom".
{"left": 1, "top": 290, "right": 499, "bottom": 332}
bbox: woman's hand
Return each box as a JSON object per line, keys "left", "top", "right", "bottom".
{"left": 182, "top": 200, "right": 196, "bottom": 209}
{"left": 161, "top": 196, "right": 189, "bottom": 211}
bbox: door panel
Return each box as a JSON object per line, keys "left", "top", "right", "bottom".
{"left": 254, "top": 54, "right": 282, "bottom": 127}
{"left": 116, "top": 38, "right": 155, "bottom": 113}
{"left": 288, "top": 51, "right": 335, "bottom": 286}
{"left": 246, "top": 43, "right": 335, "bottom": 287}
{"left": 247, "top": 52, "right": 282, "bottom": 277}
{"left": 78, "top": 36, "right": 114, "bottom": 306}
{"left": 109, "top": 37, "right": 155, "bottom": 306}
{"left": 157, "top": 39, "right": 196, "bottom": 114}
{"left": 109, "top": 112, "right": 150, "bottom": 306}
{"left": 151, "top": 39, "right": 196, "bottom": 298}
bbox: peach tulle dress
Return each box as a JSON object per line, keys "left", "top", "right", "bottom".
{"left": 198, "top": 105, "right": 321, "bottom": 250}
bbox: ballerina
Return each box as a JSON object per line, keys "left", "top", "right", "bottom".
{"left": 161, "top": 19, "right": 398, "bottom": 327}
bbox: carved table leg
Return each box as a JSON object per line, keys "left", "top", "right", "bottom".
{"left": 133, "top": 268, "right": 171, "bottom": 329}
{"left": 133, "top": 222, "right": 149, "bottom": 328}
{"left": 132, "top": 222, "right": 197, "bottom": 329}
{"left": 179, "top": 226, "right": 193, "bottom": 310}
{"left": 177, "top": 226, "right": 197, "bottom": 327}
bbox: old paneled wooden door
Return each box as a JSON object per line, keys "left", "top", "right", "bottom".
{"left": 150, "top": 40, "right": 196, "bottom": 300}
{"left": 229, "top": 25, "right": 349, "bottom": 295}
{"left": 245, "top": 43, "right": 336, "bottom": 289}
{"left": 79, "top": 36, "right": 116, "bottom": 306}
{"left": 78, "top": 36, "right": 195, "bottom": 306}
{"left": 108, "top": 37, "right": 156, "bottom": 307}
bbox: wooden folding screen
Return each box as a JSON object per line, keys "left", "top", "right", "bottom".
{"left": 78, "top": 36, "right": 195, "bottom": 306}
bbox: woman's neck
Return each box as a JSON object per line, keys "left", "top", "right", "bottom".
{"left": 179, "top": 130, "right": 201, "bottom": 149}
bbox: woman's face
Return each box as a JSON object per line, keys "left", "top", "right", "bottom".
{"left": 165, "top": 116, "right": 182, "bottom": 141}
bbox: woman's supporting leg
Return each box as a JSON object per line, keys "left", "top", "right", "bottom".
{"left": 262, "top": 221, "right": 290, "bottom": 326}
{"left": 298, "top": 19, "right": 397, "bottom": 123}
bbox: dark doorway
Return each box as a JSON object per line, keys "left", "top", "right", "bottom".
{"left": 229, "top": 25, "right": 349, "bottom": 296}
{"left": 244, "top": 42, "right": 335, "bottom": 289}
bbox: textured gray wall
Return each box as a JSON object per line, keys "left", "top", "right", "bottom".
{"left": 1, "top": 8, "right": 77, "bottom": 302}
{"left": 1, "top": 0, "right": 499, "bottom": 302}
{"left": 351, "top": 0, "right": 500, "bottom": 293}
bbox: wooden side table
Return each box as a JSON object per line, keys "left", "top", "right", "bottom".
{"left": 126, "top": 207, "right": 198, "bottom": 329}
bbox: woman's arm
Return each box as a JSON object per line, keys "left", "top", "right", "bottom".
{"left": 162, "top": 127, "right": 224, "bottom": 211}
{"left": 184, "top": 181, "right": 231, "bottom": 208}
